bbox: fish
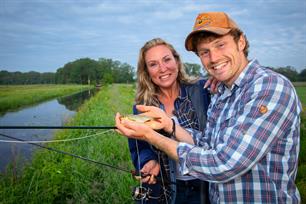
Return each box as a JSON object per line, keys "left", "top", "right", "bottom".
{"left": 120, "top": 114, "right": 161, "bottom": 123}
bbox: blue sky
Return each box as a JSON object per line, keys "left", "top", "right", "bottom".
{"left": 1, "top": 0, "right": 306, "bottom": 73}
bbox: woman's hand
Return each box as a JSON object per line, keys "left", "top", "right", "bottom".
{"left": 140, "top": 160, "right": 160, "bottom": 184}
{"left": 136, "top": 105, "right": 173, "bottom": 133}
{"left": 204, "top": 76, "right": 220, "bottom": 94}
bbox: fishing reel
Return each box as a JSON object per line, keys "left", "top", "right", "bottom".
{"left": 132, "top": 186, "right": 153, "bottom": 201}
{"left": 131, "top": 170, "right": 159, "bottom": 201}
{"left": 132, "top": 185, "right": 171, "bottom": 202}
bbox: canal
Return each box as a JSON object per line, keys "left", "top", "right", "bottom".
{"left": 0, "top": 89, "right": 98, "bottom": 173}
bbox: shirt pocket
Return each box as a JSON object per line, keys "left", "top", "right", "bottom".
{"left": 212, "top": 109, "right": 237, "bottom": 147}
{"left": 220, "top": 109, "right": 237, "bottom": 131}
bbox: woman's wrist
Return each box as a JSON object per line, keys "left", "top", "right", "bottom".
{"left": 170, "top": 118, "right": 176, "bottom": 138}
{"left": 164, "top": 117, "right": 174, "bottom": 133}
{"left": 164, "top": 117, "right": 176, "bottom": 138}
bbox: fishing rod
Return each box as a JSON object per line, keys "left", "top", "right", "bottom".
{"left": 0, "top": 132, "right": 129, "bottom": 174}
{"left": 0, "top": 125, "right": 176, "bottom": 201}
{"left": 0, "top": 126, "right": 117, "bottom": 129}
{"left": 0, "top": 131, "right": 165, "bottom": 180}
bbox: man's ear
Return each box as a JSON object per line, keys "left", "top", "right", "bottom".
{"left": 238, "top": 35, "right": 246, "bottom": 51}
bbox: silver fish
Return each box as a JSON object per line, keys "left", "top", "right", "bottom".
{"left": 120, "top": 114, "right": 160, "bottom": 123}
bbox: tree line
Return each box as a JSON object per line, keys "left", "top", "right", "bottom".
{"left": 0, "top": 57, "right": 305, "bottom": 85}
{"left": 269, "top": 66, "right": 306, "bottom": 82}
{"left": 0, "top": 57, "right": 135, "bottom": 85}
{"left": 184, "top": 63, "right": 306, "bottom": 82}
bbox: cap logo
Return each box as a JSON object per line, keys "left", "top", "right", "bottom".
{"left": 195, "top": 14, "right": 212, "bottom": 30}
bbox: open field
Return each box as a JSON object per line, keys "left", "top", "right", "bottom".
{"left": 0, "top": 84, "right": 305, "bottom": 203}
{"left": 0, "top": 84, "right": 91, "bottom": 113}
{"left": 295, "top": 86, "right": 306, "bottom": 106}
{"left": 296, "top": 85, "right": 306, "bottom": 201}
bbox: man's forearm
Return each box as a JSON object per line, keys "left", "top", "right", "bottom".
{"left": 163, "top": 117, "right": 194, "bottom": 144}
{"left": 146, "top": 129, "right": 179, "bottom": 161}
{"left": 174, "top": 125, "right": 194, "bottom": 144}
{"left": 142, "top": 117, "right": 195, "bottom": 161}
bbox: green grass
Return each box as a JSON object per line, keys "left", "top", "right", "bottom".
{"left": 0, "top": 84, "right": 137, "bottom": 204}
{"left": 295, "top": 85, "right": 306, "bottom": 203}
{"left": 0, "top": 84, "right": 91, "bottom": 113}
{"left": 297, "top": 104, "right": 306, "bottom": 202}
{"left": 295, "top": 86, "right": 306, "bottom": 105}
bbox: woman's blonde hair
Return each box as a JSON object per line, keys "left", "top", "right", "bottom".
{"left": 135, "top": 38, "right": 196, "bottom": 106}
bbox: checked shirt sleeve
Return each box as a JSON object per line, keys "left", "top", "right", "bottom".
{"left": 184, "top": 128, "right": 203, "bottom": 144}
{"left": 177, "top": 74, "right": 301, "bottom": 183}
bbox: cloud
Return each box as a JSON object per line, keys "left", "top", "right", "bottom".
{"left": 0, "top": 0, "right": 305, "bottom": 72}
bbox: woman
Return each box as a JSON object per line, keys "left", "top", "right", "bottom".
{"left": 128, "top": 38, "right": 210, "bottom": 204}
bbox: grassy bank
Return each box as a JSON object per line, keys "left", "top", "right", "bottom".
{"left": 0, "top": 84, "right": 137, "bottom": 203}
{"left": 297, "top": 110, "right": 306, "bottom": 202}
{"left": 295, "top": 87, "right": 306, "bottom": 105}
{"left": 296, "top": 87, "right": 306, "bottom": 201}
{"left": 294, "top": 85, "right": 306, "bottom": 202}
{"left": 0, "top": 84, "right": 91, "bottom": 113}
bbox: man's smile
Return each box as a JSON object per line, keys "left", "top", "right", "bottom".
{"left": 210, "top": 61, "right": 228, "bottom": 70}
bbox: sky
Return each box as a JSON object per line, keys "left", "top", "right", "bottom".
{"left": 0, "top": 0, "right": 306, "bottom": 73}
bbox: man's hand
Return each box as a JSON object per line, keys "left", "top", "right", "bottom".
{"left": 115, "top": 112, "right": 153, "bottom": 141}
{"left": 204, "top": 76, "right": 220, "bottom": 93}
{"left": 136, "top": 105, "right": 173, "bottom": 133}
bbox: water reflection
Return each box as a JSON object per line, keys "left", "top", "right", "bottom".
{"left": 58, "top": 88, "right": 97, "bottom": 111}
{"left": 0, "top": 88, "right": 98, "bottom": 173}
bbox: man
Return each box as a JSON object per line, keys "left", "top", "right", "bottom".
{"left": 116, "top": 12, "right": 301, "bottom": 203}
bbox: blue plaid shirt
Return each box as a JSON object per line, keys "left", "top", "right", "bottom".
{"left": 177, "top": 60, "right": 302, "bottom": 203}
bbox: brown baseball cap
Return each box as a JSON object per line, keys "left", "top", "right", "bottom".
{"left": 185, "top": 12, "right": 239, "bottom": 51}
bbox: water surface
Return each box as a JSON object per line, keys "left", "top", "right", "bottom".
{"left": 0, "top": 89, "right": 97, "bottom": 172}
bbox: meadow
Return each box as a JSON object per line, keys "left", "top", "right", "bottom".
{"left": 0, "top": 84, "right": 91, "bottom": 114}
{"left": 0, "top": 84, "right": 305, "bottom": 203}
{"left": 296, "top": 85, "right": 306, "bottom": 201}
{"left": 295, "top": 87, "right": 306, "bottom": 105}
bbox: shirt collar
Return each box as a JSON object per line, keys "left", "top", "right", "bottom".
{"left": 217, "top": 59, "right": 258, "bottom": 94}
{"left": 159, "top": 83, "right": 186, "bottom": 110}
{"left": 178, "top": 83, "right": 187, "bottom": 99}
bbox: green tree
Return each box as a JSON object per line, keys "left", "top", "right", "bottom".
{"left": 272, "top": 66, "right": 299, "bottom": 82}
{"left": 0, "top": 70, "right": 55, "bottom": 84}
{"left": 1, "top": 57, "right": 136, "bottom": 85}
{"left": 184, "top": 63, "right": 205, "bottom": 77}
{"left": 102, "top": 72, "right": 113, "bottom": 84}
{"left": 114, "top": 63, "right": 134, "bottom": 83}
{"left": 97, "top": 58, "right": 113, "bottom": 85}
{"left": 299, "top": 68, "right": 306, "bottom": 81}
